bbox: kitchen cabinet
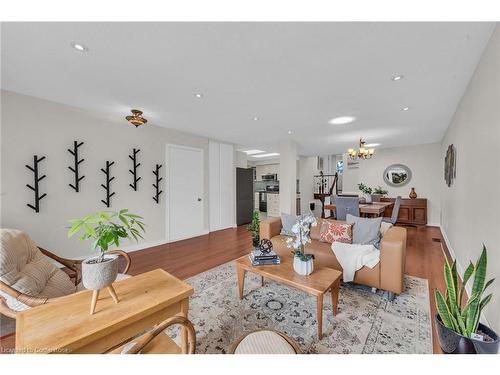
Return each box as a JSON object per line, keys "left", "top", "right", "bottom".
{"left": 255, "top": 164, "right": 280, "bottom": 181}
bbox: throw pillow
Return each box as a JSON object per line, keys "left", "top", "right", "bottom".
{"left": 280, "top": 213, "right": 297, "bottom": 236}
{"left": 346, "top": 214, "right": 383, "bottom": 248}
{"left": 319, "top": 220, "right": 353, "bottom": 244}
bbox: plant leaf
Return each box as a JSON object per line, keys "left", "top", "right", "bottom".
{"left": 434, "top": 289, "right": 455, "bottom": 330}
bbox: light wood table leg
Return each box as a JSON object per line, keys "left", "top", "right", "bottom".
{"left": 317, "top": 293, "right": 324, "bottom": 340}
{"left": 90, "top": 289, "right": 100, "bottom": 315}
{"left": 331, "top": 279, "right": 340, "bottom": 315}
{"left": 179, "top": 298, "right": 189, "bottom": 354}
{"left": 107, "top": 285, "right": 119, "bottom": 303}
{"left": 237, "top": 266, "right": 246, "bottom": 299}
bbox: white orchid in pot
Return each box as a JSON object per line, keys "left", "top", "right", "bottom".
{"left": 286, "top": 214, "right": 317, "bottom": 276}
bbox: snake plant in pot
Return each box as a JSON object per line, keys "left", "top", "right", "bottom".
{"left": 434, "top": 245, "right": 498, "bottom": 354}
{"left": 68, "top": 209, "right": 145, "bottom": 291}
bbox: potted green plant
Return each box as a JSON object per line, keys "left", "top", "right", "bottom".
{"left": 434, "top": 245, "right": 498, "bottom": 354}
{"left": 68, "top": 209, "right": 145, "bottom": 291}
{"left": 247, "top": 210, "right": 260, "bottom": 248}
{"left": 371, "top": 186, "right": 388, "bottom": 202}
{"left": 286, "top": 215, "right": 317, "bottom": 276}
{"left": 357, "top": 182, "right": 373, "bottom": 203}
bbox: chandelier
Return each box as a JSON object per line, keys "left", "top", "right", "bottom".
{"left": 126, "top": 109, "right": 148, "bottom": 128}
{"left": 347, "top": 138, "right": 375, "bottom": 160}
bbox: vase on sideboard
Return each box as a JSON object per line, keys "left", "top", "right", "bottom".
{"left": 409, "top": 187, "right": 417, "bottom": 199}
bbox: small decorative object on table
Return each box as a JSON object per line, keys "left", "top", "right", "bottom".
{"left": 357, "top": 182, "right": 373, "bottom": 203}
{"left": 286, "top": 214, "right": 317, "bottom": 276}
{"left": 247, "top": 210, "right": 260, "bottom": 247}
{"left": 68, "top": 209, "right": 146, "bottom": 315}
{"left": 249, "top": 239, "right": 280, "bottom": 266}
{"left": 409, "top": 187, "right": 417, "bottom": 199}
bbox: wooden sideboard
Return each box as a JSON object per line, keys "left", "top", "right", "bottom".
{"left": 380, "top": 197, "right": 428, "bottom": 226}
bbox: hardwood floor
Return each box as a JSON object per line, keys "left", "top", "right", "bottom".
{"left": 1, "top": 224, "right": 449, "bottom": 354}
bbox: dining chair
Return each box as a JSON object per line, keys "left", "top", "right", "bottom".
{"left": 383, "top": 196, "right": 402, "bottom": 224}
{"left": 335, "top": 196, "right": 360, "bottom": 221}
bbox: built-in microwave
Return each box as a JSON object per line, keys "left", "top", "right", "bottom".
{"left": 262, "top": 173, "right": 277, "bottom": 181}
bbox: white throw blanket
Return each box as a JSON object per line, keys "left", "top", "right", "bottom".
{"left": 331, "top": 241, "right": 380, "bottom": 282}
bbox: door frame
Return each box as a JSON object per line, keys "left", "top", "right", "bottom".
{"left": 165, "top": 143, "right": 207, "bottom": 242}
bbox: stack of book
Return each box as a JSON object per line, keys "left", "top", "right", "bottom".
{"left": 249, "top": 249, "right": 281, "bottom": 266}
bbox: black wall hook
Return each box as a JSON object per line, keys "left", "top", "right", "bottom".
{"left": 152, "top": 164, "right": 163, "bottom": 203}
{"left": 26, "top": 155, "right": 47, "bottom": 213}
{"left": 128, "top": 148, "right": 141, "bottom": 191}
{"left": 100, "top": 161, "right": 115, "bottom": 207}
{"left": 68, "top": 141, "right": 85, "bottom": 192}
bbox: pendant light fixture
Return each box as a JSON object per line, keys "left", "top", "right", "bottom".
{"left": 126, "top": 109, "right": 148, "bottom": 128}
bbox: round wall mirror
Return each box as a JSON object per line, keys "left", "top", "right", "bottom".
{"left": 383, "top": 164, "right": 412, "bottom": 187}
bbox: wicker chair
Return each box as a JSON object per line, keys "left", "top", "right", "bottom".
{"left": 0, "top": 229, "right": 131, "bottom": 319}
{"left": 110, "top": 316, "right": 196, "bottom": 354}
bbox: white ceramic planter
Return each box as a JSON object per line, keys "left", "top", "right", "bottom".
{"left": 365, "top": 194, "right": 372, "bottom": 203}
{"left": 293, "top": 256, "right": 314, "bottom": 276}
{"left": 82, "top": 254, "right": 119, "bottom": 290}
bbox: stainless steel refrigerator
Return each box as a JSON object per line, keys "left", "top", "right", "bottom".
{"left": 236, "top": 167, "right": 254, "bottom": 225}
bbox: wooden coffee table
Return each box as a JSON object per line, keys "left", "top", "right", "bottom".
{"left": 235, "top": 255, "right": 342, "bottom": 339}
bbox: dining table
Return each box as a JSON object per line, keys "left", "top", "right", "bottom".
{"left": 324, "top": 201, "right": 394, "bottom": 218}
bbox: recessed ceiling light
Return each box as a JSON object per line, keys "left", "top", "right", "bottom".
{"left": 401, "top": 106, "right": 410, "bottom": 111}
{"left": 70, "top": 42, "right": 88, "bottom": 52}
{"left": 288, "top": 130, "right": 292, "bottom": 135}
{"left": 364, "top": 143, "right": 380, "bottom": 148}
{"left": 252, "top": 116, "right": 259, "bottom": 121}
{"left": 252, "top": 153, "right": 280, "bottom": 158}
{"left": 243, "top": 149, "right": 265, "bottom": 155}
{"left": 329, "top": 116, "right": 356, "bottom": 125}
{"left": 391, "top": 74, "right": 404, "bottom": 81}
{"left": 194, "top": 93, "right": 203, "bottom": 98}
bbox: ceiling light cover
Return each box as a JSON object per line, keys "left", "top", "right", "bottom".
{"left": 126, "top": 109, "right": 148, "bottom": 128}
{"left": 392, "top": 74, "right": 404, "bottom": 81}
{"left": 243, "top": 149, "right": 265, "bottom": 155}
{"left": 195, "top": 93, "right": 203, "bottom": 98}
{"left": 329, "top": 116, "right": 356, "bottom": 125}
{"left": 402, "top": 107, "right": 410, "bottom": 111}
{"left": 253, "top": 117, "right": 259, "bottom": 121}
{"left": 252, "top": 153, "right": 280, "bottom": 158}
{"left": 70, "top": 42, "right": 88, "bottom": 52}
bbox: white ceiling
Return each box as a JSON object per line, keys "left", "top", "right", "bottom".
{"left": 1, "top": 22, "right": 495, "bottom": 156}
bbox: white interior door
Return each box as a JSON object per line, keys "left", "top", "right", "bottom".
{"left": 168, "top": 145, "right": 204, "bottom": 241}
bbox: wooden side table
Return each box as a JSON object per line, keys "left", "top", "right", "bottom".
{"left": 15, "top": 269, "right": 193, "bottom": 354}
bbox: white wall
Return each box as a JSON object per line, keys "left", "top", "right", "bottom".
{"left": 0, "top": 91, "right": 217, "bottom": 259}
{"left": 279, "top": 140, "right": 297, "bottom": 215}
{"left": 341, "top": 143, "right": 442, "bottom": 226}
{"left": 440, "top": 25, "right": 500, "bottom": 332}
{"left": 209, "top": 140, "right": 235, "bottom": 231}
{"left": 298, "top": 156, "right": 321, "bottom": 217}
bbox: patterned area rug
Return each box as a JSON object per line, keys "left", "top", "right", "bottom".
{"left": 177, "top": 261, "right": 432, "bottom": 354}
